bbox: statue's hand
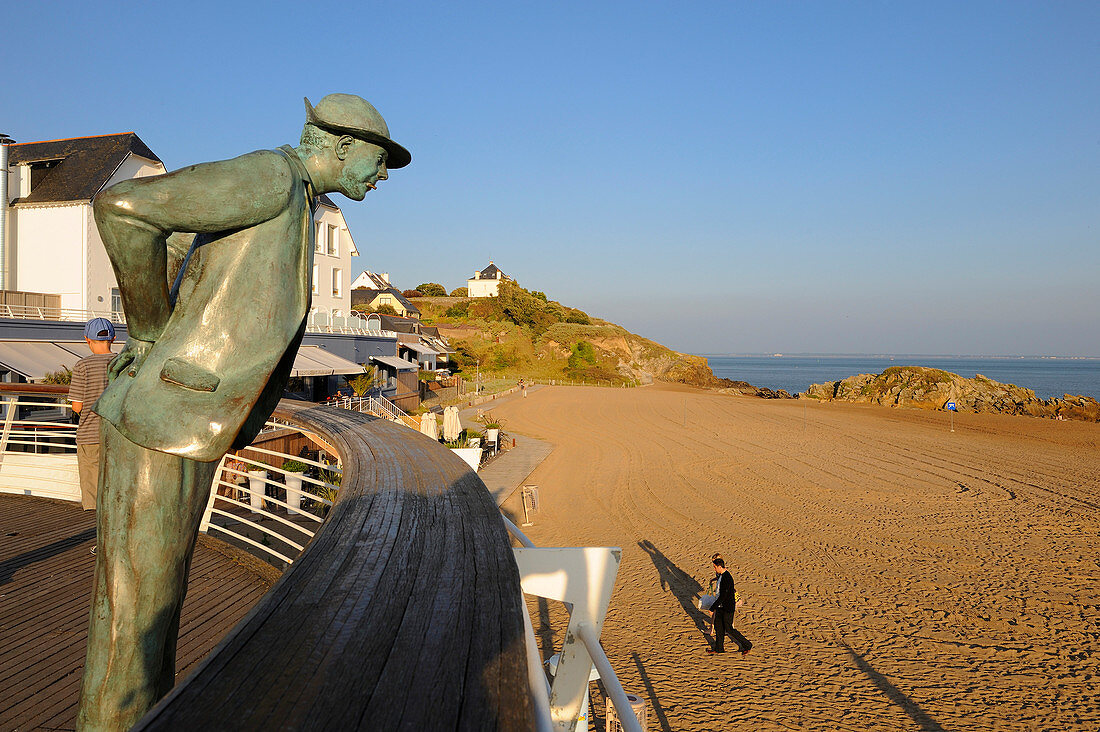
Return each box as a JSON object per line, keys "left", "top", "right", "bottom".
{"left": 109, "top": 338, "right": 155, "bottom": 382}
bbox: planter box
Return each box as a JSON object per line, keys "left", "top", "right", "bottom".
{"left": 449, "top": 447, "right": 482, "bottom": 471}
{"left": 247, "top": 470, "right": 267, "bottom": 513}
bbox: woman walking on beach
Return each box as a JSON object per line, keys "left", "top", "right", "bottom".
{"left": 708, "top": 557, "right": 752, "bottom": 656}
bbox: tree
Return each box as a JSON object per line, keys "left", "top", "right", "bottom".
{"left": 346, "top": 366, "right": 376, "bottom": 396}
{"left": 416, "top": 282, "right": 447, "bottom": 297}
{"left": 402, "top": 289, "right": 422, "bottom": 298}
{"left": 44, "top": 366, "right": 73, "bottom": 385}
{"left": 449, "top": 287, "right": 468, "bottom": 297}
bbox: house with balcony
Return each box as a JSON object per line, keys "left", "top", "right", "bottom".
{"left": 2, "top": 133, "right": 167, "bottom": 314}
{"left": 310, "top": 194, "right": 358, "bottom": 316}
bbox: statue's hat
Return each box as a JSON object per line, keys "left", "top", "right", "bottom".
{"left": 304, "top": 94, "right": 411, "bottom": 169}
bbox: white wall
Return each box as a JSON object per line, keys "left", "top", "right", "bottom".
{"left": 311, "top": 205, "right": 357, "bottom": 315}
{"left": 467, "top": 276, "right": 501, "bottom": 298}
{"left": 9, "top": 203, "right": 87, "bottom": 310}
{"left": 6, "top": 153, "right": 164, "bottom": 314}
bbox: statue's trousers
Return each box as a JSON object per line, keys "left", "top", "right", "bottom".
{"left": 77, "top": 422, "right": 220, "bottom": 732}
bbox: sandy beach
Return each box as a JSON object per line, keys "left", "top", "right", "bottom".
{"left": 492, "top": 384, "right": 1100, "bottom": 731}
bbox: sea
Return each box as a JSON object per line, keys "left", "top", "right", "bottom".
{"left": 702, "top": 355, "right": 1100, "bottom": 401}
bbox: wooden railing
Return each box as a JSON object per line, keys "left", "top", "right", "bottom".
{"left": 132, "top": 401, "right": 534, "bottom": 730}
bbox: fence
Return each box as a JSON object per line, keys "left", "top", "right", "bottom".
{"left": 0, "top": 303, "right": 393, "bottom": 339}
{"left": 323, "top": 392, "right": 419, "bottom": 429}
{"left": 0, "top": 385, "right": 79, "bottom": 503}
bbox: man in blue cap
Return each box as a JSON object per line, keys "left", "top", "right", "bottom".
{"left": 69, "top": 318, "right": 116, "bottom": 519}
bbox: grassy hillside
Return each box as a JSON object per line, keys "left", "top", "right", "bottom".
{"left": 411, "top": 281, "right": 715, "bottom": 386}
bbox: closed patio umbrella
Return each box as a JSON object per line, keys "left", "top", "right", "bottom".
{"left": 420, "top": 412, "right": 438, "bottom": 440}
{"left": 443, "top": 406, "right": 462, "bottom": 442}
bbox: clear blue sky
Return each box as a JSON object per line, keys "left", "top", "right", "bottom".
{"left": 5, "top": 1, "right": 1097, "bottom": 356}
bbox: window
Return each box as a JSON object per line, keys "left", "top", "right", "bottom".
{"left": 328, "top": 225, "right": 339, "bottom": 256}
{"left": 312, "top": 265, "right": 318, "bottom": 295}
{"left": 110, "top": 288, "right": 123, "bottom": 319}
{"left": 29, "top": 160, "right": 62, "bottom": 191}
{"left": 332, "top": 267, "right": 342, "bottom": 297}
{"left": 315, "top": 222, "right": 325, "bottom": 253}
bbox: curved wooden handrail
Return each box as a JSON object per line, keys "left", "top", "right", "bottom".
{"left": 0, "top": 383, "right": 70, "bottom": 394}
{"left": 133, "top": 400, "right": 534, "bottom": 730}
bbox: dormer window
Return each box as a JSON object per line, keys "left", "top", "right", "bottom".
{"left": 29, "top": 159, "right": 62, "bottom": 191}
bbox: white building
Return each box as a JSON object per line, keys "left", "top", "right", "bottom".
{"left": 3, "top": 133, "right": 167, "bottom": 313}
{"left": 467, "top": 261, "right": 509, "bottom": 298}
{"left": 311, "top": 194, "right": 358, "bottom": 315}
{"left": 351, "top": 270, "right": 390, "bottom": 291}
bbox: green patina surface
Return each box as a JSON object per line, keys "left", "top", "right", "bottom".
{"left": 78, "top": 95, "right": 409, "bottom": 732}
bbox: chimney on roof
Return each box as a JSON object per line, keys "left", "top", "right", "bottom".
{"left": 0, "top": 134, "right": 14, "bottom": 291}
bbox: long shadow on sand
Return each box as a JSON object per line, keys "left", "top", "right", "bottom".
{"left": 839, "top": 639, "right": 946, "bottom": 732}
{"left": 638, "top": 540, "right": 712, "bottom": 640}
{"left": 631, "top": 652, "right": 673, "bottom": 732}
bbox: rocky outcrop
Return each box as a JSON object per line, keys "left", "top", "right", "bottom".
{"left": 803, "top": 366, "right": 1099, "bottom": 422}
{"left": 714, "top": 378, "right": 793, "bottom": 399}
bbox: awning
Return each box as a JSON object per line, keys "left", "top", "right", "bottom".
{"left": 370, "top": 355, "right": 419, "bottom": 371}
{"left": 291, "top": 346, "right": 365, "bottom": 377}
{"left": 0, "top": 341, "right": 121, "bottom": 381}
{"left": 401, "top": 342, "right": 440, "bottom": 356}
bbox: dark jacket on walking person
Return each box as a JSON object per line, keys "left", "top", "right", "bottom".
{"left": 708, "top": 557, "right": 752, "bottom": 655}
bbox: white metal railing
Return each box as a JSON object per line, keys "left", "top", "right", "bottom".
{"left": 502, "top": 515, "right": 645, "bottom": 732}
{"left": 325, "top": 393, "right": 419, "bottom": 428}
{"left": 0, "top": 395, "right": 79, "bottom": 503}
{"left": 197, "top": 422, "right": 343, "bottom": 567}
{"left": 0, "top": 394, "right": 342, "bottom": 567}
{"left": 0, "top": 303, "right": 396, "bottom": 339}
{"left": 0, "top": 303, "right": 125, "bottom": 324}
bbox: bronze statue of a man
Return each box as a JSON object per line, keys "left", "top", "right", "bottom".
{"left": 77, "top": 95, "right": 409, "bottom": 731}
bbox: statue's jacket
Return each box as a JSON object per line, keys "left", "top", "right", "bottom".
{"left": 92, "top": 147, "right": 315, "bottom": 463}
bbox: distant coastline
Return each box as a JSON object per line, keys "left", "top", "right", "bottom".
{"left": 700, "top": 354, "right": 1100, "bottom": 401}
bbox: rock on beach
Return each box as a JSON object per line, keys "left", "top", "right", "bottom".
{"left": 802, "top": 366, "right": 1100, "bottom": 421}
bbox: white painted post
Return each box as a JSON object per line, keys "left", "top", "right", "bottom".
{"left": 513, "top": 547, "right": 622, "bottom": 732}
{"left": 198, "top": 455, "right": 227, "bottom": 534}
{"left": 0, "top": 397, "right": 17, "bottom": 462}
{"left": 247, "top": 469, "right": 267, "bottom": 513}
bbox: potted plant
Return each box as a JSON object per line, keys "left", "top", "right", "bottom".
{"left": 478, "top": 413, "right": 504, "bottom": 441}
{"left": 281, "top": 459, "right": 310, "bottom": 515}
{"left": 306, "top": 466, "right": 342, "bottom": 517}
{"left": 246, "top": 466, "right": 268, "bottom": 513}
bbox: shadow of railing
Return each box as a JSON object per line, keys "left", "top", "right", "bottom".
{"left": 132, "top": 401, "right": 534, "bottom": 730}
{"left": 0, "top": 526, "right": 96, "bottom": 585}
{"left": 839, "top": 639, "right": 947, "bottom": 732}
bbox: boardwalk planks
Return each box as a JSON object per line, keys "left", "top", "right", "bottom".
{"left": 0, "top": 495, "right": 272, "bottom": 732}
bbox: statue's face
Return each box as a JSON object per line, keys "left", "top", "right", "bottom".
{"left": 335, "top": 140, "right": 388, "bottom": 200}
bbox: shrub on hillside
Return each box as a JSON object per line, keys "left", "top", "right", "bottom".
{"left": 402, "top": 289, "right": 422, "bottom": 298}
{"left": 375, "top": 304, "right": 398, "bottom": 316}
{"left": 564, "top": 309, "right": 591, "bottom": 325}
{"left": 445, "top": 300, "right": 471, "bottom": 318}
{"left": 489, "top": 344, "right": 521, "bottom": 370}
{"left": 449, "top": 287, "right": 468, "bottom": 297}
{"left": 416, "top": 283, "right": 447, "bottom": 297}
{"left": 567, "top": 340, "right": 598, "bottom": 370}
